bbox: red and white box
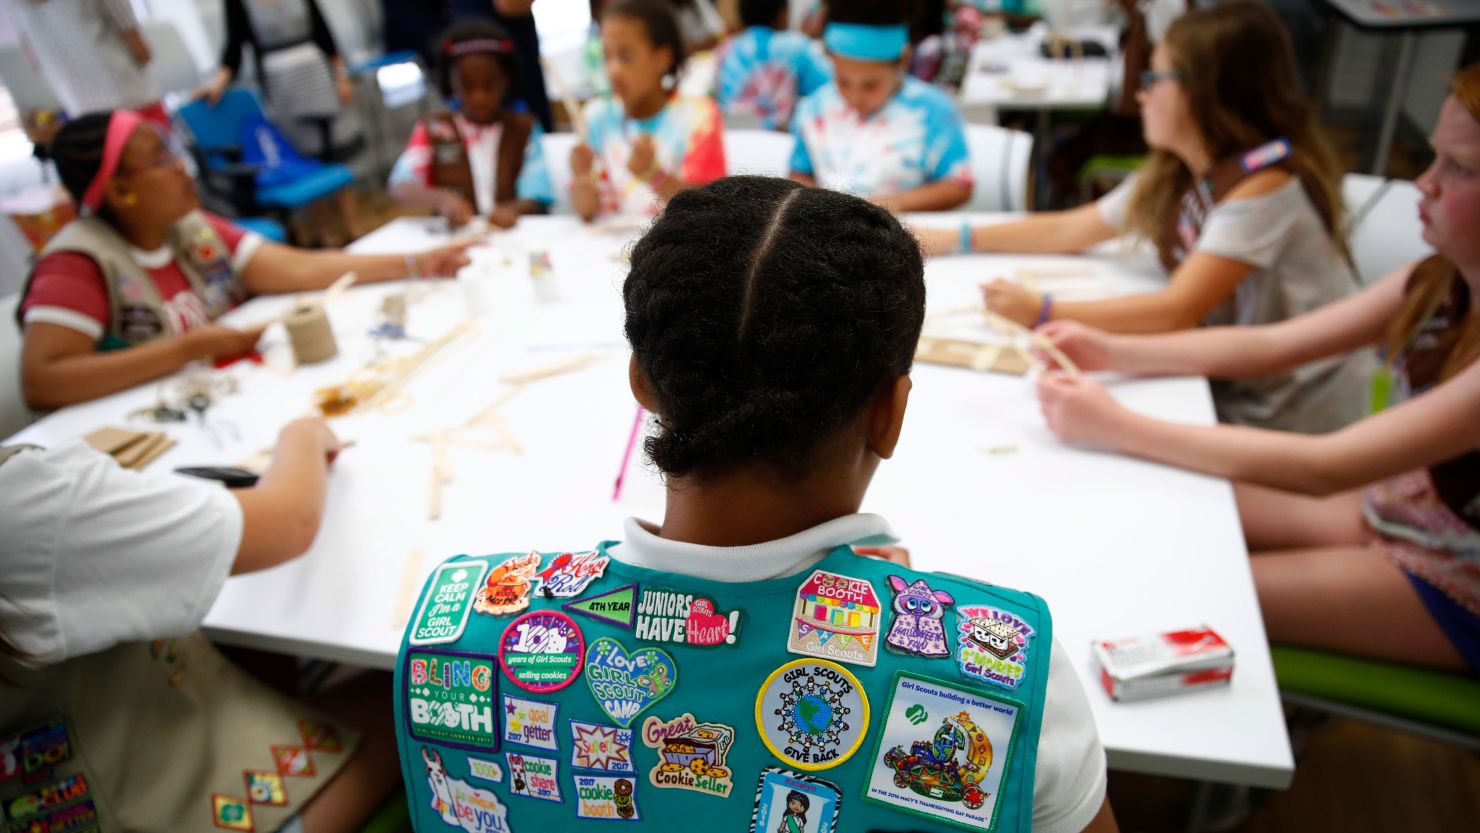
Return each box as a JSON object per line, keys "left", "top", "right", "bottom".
{"left": 1092, "top": 627, "right": 1235, "bottom": 702}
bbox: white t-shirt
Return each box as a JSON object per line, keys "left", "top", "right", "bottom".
{"left": 0, "top": 443, "right": 243, "bottom": 665}
{"left": 608, "top": 513, "right": 1108, "bottom": 833}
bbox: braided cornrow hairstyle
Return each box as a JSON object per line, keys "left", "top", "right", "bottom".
{"left": 624, "top": 176, "right": 925, "bottom": 481}
{"left": 49, "top": 112, "right": 114, "bottom": 208}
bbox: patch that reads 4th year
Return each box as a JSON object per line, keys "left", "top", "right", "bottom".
{"left": 405, "top": 649, "right": 499, "bottom": 751}
{"left": 635, "top": 588, "right": 741, "bottom": 647}
{"left": 640, "top": 713, "right": 735, "bottom": 798}
{"left": 409, "top": 561, "right": 489, "bottom": 645}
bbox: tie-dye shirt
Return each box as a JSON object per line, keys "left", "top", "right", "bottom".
{"left": 582, "top": 94, "right": 727, "bottom": 216}
{"left": 387, "top": 111, "right": 556, "bottom": 212}
{"left": 789, "top": 75, "right": 973, "bottom": 198}
{"left": 715, "top": 27, "right": 832, "bottom": 130}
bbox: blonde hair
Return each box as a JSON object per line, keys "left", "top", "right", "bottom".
{"left": 1122, "top": 1, "right": 1348, "bottom": 263}
{"left": 1382, "top": 62, "right": 1480, "bottom": 381}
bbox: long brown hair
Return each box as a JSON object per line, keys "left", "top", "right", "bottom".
{"left": 1123, "top": 1, "right": 1348, "bottom": 262}
{"left": 1382, "top": 62, "right": 1480, "bottom": 380}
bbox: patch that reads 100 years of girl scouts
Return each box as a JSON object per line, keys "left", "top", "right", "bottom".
{"left": 787, "top": 570, "right": 882, "bottom": 667}
{"left": 750, "top": 768, "right": 842, "bottom": 833}
{"left": 863, "top": 672, "right": 1022, "bottom": 832}
{"left": 954, "top": 605, "right": 1035, "bottom": 691}
{"left": 410, "top": 561, "right": 489, "bottom": 645}
{"left": 755, "top": 659, "right": 869, "bottom": 771}
{"left": 498, "top": 610, "right": 585, "bottom": 693}
{"left": 405, "top": 649, "right": 499, "bottom": 752}
{"left": 640, "top": 713, "right": 735, "bottom": 797}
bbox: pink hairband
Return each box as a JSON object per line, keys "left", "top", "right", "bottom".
{"left": 444, "top": 38, "right": 514, "bottom": 57}
{"left": 81, "top": 110, "right": 145, "bottom": 212}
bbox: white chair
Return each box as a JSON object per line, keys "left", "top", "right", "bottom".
{"left": 1343, "top": 174, "right": 1431, "bottom": 285}
{"left": 724, "top": 129, "right": 793, "bottom": 177}
{"left": 964, "top": 124, "right": 1033, "bottom": 213}
{"left": 0, "top": 294, "right": 34, "bottom": 440}
{"left": 542, "top": 130, "right": 579, "bottom": 215}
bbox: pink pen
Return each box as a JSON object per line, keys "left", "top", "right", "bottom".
{"left": 612, "top": 405, "right": 645, "bottom": 501}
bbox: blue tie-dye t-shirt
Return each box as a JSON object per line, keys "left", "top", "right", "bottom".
{"left": 789, "top": 76, "right": 973, "bottom": 198}
{"left": 715, "top": 27, "right": 832, "bottom": 130}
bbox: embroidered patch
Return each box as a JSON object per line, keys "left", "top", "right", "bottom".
{"left": 243, "top": 770, "right": 288, "bottom": 806}
{"left": 535, "top": 551, "right": 610, "bottom": 598}
{"left": 584, "top": 637, "right": 678, "bottom": 727}
{"left": 468, "top": 757, "right": 504, "bottom": 783}
{"left": 473, "top": 552, "right": 542, "bottom": 616}
{"left": 754, "top": 659, "right": 869, "bottom": 771}
{"left": 505, "top": 751, "right": 562, "bottom": 802}
{"left": 570, "top": 720, "right": 635, "bottom": 773}
{"left": 211, "top": 794, "right": 255, "bottom": 832}
{"left": 411, "top": 561, "right": 490, "bottom": 645}
{"left": 863, "top": 672, "right": 1022, "bottom": 832}
{"left": 954, "top": 606, "right": 1035, "bottom": 691}
{"left": 641, "top": 714, "right": 735, "bottom": 797}
{"left": 787, "top": 571, "right": 882, "bottom": 667}
{"left": 750, "top": 768, "right": 842, "bottom": 833}
{"left": 19, "top": 798, "right": 96, "bottom": 832}
{"left": 884, "top": 576, "right": 955, "bottom": 658}
{"left": 405, "top": 649, "right": 500, "bottom": 751}
{"left": 419, "top": 747, "right": 513, "bottom": 831}
{"left": 502, "top": 694, "right": 559, "bottom": 750}
{"left": 575, "top": 774, "right": 641, "bottom": 820}
{"left": 297, "top": 719, "right": 343, "bottom": 753}
{"left": 564, "top": 583, "right": 639, "bottom": 629}
{"left": 498, "top": 610, "right": 586, "bottom": 692}
{"left": 3, "top": 717, "right": 72, "bottom": 781}
{"left": 4, "top": 773, "right": 89, "bottom": 821}
{"left": 271, "top": 745, "right": 315, "bottom": 777}
{"left": 635, "top": 589, "right": 741, "bottom": 647}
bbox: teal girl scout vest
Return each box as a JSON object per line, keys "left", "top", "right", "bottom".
{"left": 394, "top": 542, "right": 1053, "bottom": 833}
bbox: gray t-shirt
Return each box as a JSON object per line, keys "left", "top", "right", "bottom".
{"left": 1099, "top": 174, "right": 1371, "bottom": 434}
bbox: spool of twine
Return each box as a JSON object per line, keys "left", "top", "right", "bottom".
{"left": 286, "top": 303, "right": 337, "bottom": 364}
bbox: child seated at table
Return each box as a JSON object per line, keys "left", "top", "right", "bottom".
{"left": 920, "top": 1, "right": 1364, "bottom": 434}
{"left": 0, "top": 418, "right": 399, "bottom": 832}
{"left": 571, "top": 0, "right": 727, "bottom": 219}
{"left": 392, "top": 177, "right": 1117, "bottom": 832}
{"left": 715, "top": 0, "right": 832, "bottom": 129}
{"left": 388, "top": 19, "right": 556, "bottom": 229}
{"left": 1033, "top": 63, "right": 1480, "bottom": 675}
{"left": 17, "top": 112, "right": 474, "bottom": 410}
{"left": 788, "top": 0, "right": 974, "bottom": 211}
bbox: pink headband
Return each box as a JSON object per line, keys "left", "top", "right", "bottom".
{"left": 81, "top": 110, "right": 144, "bottom": 212}
{"left": 444, "top": 38, "right": 514, "bottom": 57}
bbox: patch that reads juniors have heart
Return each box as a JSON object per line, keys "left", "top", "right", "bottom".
{"left": 634, "top": 588, "right": 741, "bottom": 647}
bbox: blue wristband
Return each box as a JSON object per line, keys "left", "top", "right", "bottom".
{"left": 1034, "top": 293, "right": 1054, "bottom": 327}
{"left": 958, "top": 221, "right": 972, "bottom": 254}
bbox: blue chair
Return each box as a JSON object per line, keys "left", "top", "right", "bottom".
{"left": 176, "top": 88, "right": 354, "bottom": 225}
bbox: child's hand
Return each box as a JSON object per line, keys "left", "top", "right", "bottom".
{"left": 571, "top": 143, "right": 596, "bottom": 176}
{"left": 1035, "top": 321, "right": 1113, "bottom": 372}
{"left": 282, "top": 417, "right": 341, "bottom": 463}
{"left": 1036, "top": 374, "right": 1130, "bottom": 448}
{"left": 438, "top": 191, "right": 476, "bottom": 227}
{"left": 186, "top": 323, "right": 264, "bottom": 361}
{"left": 981, "top": 278, "right": 1040, "bottom": 326}
{"left": 335, "top": 74, "right": 355, "bottom": 106}
{"left": 409, "top": 243, "right": 476, "bottom": 279}
{"left": 627, "top": 135, "right": 657, "bottom": 178}
{"left": 488, "top": 204, "right": 520, "bottom": 230}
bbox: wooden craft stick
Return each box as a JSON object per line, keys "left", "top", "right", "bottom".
{"left": 983, "top": 311, "right": 1081, "bottom": 375}
{"left": 540, "top": 55, "right": 587, "bottom": 138}
{"left": 498, "top": 354, "right": 603, "bottom": 386}
{"left": 359, "top": 323, "right": 475, "bottom": 412}
{"left": 321, "top": 270, "right": 358, "bottom": 304}
{"left": 392, "top": 551, "right": 426, "bottom": 628}
{"left": 433, "top": 434, "right": 453, "bottom": 484}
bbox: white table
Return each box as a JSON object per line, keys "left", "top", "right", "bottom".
{"left": 959, "top": 24, "right": 1118, "bottom": 115}
{"left": 6, "top": 215, "right": 1293, "bottom": 789}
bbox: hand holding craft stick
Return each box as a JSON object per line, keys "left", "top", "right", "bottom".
{"left": 983, "top": 310, "right": 1081, "bottom": 375}
{"left": 541, "top": 55, "right": 588, "bottom": 140}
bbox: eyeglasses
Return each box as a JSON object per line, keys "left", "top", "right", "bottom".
{"left": 1140, "top": 70, "right": 1185, "bottom": 90}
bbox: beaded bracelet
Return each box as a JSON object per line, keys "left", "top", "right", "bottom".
{"left": 1034, "top": 293, "right": 1054, "bottom": 327}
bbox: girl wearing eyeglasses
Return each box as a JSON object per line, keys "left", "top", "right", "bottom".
{"left": 919, "top": 1, "right": 1363, "bottom": 435}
